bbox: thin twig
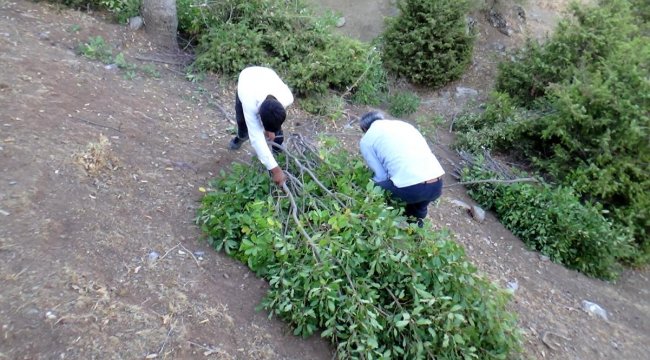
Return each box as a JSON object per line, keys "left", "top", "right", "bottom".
{"left": 273, "top": 142, "right": 349, "bottom": 207}
{"left": 159, "top": 321, "right": 174, "bottom": 356}
{"left": 444, "top": 177, "right": 539, "bottom": 188}
{"left": 179, "top": 243, "right": 201, "bottom": 267}
{"left": 68, "top": 116, "right": 122, "bottom": 133}
{"left": 134, "top": 55, "right": 186, "bottom": 65}
{"left": 282, "top": 183, "right": 322, "bottom": 263}
{"left": 157, "top": 243, "right": 181, "bottom": 262}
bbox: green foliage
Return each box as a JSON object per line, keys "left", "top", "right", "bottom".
{"left": 77, "top": 36, "right": 161, "bottom": 80}
{"left": 38, "top": 0, "right": 140, "bottom": 23}
{"left": 77, "top": 36, "right": 114, "bottom": 64}
{"left": 99, "top": 0, "right": 140, "bottom": 23}
{"left": 381, "top": 0, "right": 475, "bottom": 87}
{"left": 196, "top": 139, "right": 521, "bottom": 359}
{"left": 186, "top": 0, "right": 386, "bottom": 103}
{"left": 461, "top": 162, "right": 633, "bottom": 280}
{"left": 457, "top": 0, "right": 650, "bottom": 264}
{"left": 387, "top": 91, "right": 420, "bottom": 118}
{"left": 453, "top": 92, "right": 535, "bottom": 153}
{"left": 496, "top": 0, "right": 641, "bottom": 105}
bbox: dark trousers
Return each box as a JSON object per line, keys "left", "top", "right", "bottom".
{"left": 376, "top": 179, "right": 443, "bottom": 219}
{"left": 235, "top": 93, "right": 284, "bottom": 147}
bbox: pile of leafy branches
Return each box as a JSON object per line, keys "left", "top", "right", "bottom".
{"left": 457, "top": 151, "right": 633, "bottom": 280}
{"left": 454, "top": 0, "right": 649, "bottom": 265}
{"left": 196, "top": 136, "right": 521, "bottom": 359}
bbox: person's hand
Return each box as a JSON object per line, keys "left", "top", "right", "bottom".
{"left": 270, "top": 166, "right": 286, "bottom": 186}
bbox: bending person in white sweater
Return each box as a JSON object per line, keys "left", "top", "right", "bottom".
{"left": 359, "top": 111, "right": 445, "bottom": 227}
{"left": 229, "top": 66, "right": 294, "bottom": 186}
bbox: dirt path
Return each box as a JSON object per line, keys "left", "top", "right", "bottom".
{"left": 1, "top": 1, "right": 648, "bottom": 359}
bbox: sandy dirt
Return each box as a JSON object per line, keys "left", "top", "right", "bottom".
{"left": 0, "top": 0, "right": 648, "bottom": 359}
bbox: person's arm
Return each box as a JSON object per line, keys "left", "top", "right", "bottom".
{"left": 360, "top": 137, "right": 389, "bottom": 183}
{"left": 244, "top": 107, "right": 278, "bottom": 171}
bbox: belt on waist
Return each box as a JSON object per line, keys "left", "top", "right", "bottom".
{"left": 423, "top": 177, "right": 441, "bottom": 184}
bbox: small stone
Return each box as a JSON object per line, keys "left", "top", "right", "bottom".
{"left": 581, "top": 300, "right": 608, "bottom": 321}
{"left": 506, "top": 279, "right": 519, "bottom": 292}
{"left": 147, "top": 251, "right": 160, "bottom": 263}
{"left": 9, "top": 181, "right": 17, "bottom": 185}
{"left": 539, "top": 254, "right": 550, "bottom": 262}
{"left": 0, "top": 209, "right": 9, "bottom": 216}
{"left": 128, "top": 16, "right": 144, "bottom": 31}
{"left": 104, "top": 64, "right": 118, "bottom": 71}
{"left": 223, "top": 273, "right": 229, "bottom": 279}
{"left": 336, "top": 17, "right": 346, "bottom": 28}
{"left": 45, "top": 311, "right": 57, "bottom": 320}
{"left": 193, "top": 251, "right": 205, "bottom": 258}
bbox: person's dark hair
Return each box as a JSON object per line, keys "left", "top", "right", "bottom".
{"left": 259, "top": 96, "right": 286, "bottom": 133}
{"left": 359, "top": 111, "right": 384, "bottom": 132}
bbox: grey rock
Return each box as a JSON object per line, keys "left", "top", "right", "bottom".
{"left": 539, "top": 254, "right": 550, "bottom": 262}
{"left": 336, "top": 17, "right": 346, "bottom": 28}
{"left": 466, "top": 16, "right": 477, "bottom": 35}
{"left": 9, "top": 181, "right": 17, "bottom": 185}
{"left": 104, "top": 64, "right": 118, "bottom": 71}
{"left": 193, "top": 251, "right": 205, "bottom": 258}
{"left": 200, "top": 133, "right": 209, "bottom": 140}
{"left": 513, "top": 5, "right": 526, "bottom": 24}
{"left": 470, "top": 205, "right": 486, "bottom": 223}
{"left": 487, "top": 9, "right": 512, "bottom": 36}
{"left": 128, "top": 16, "right": 144, "bottom": 31}
{"left": 493, "top": 43, "right": 507, "bottom": 53}
{"left": 455, "top": 87, "right": 479, "bottom": 98}
{"left": 507, "top": 279, "right": 519, "bottom": 292}
{"left": 0, "top": 209, "right": 9, "bottom": 216}
{"left": 450, "top": 199, "right": 471, "bottom": 210}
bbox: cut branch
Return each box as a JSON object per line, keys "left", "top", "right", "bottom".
{"left": 444, "top": 177, "right": 539, "bottom": 188}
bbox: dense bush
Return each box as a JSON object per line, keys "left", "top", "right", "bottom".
{"left": 461, "top": 160, "right": 633, "bottom": 280}
{"left": 496, "top": 0, "right": 641, "bottom": 105}
{"left": 457, "top": 0, "right": 650, "bottom": 264}
{"left": 186, "top": 0, "right": 386, "bottom": 103}
{"left": 196, "top": 137, "right": 521, "bottom": 359}
{"left": 381, "top": 0, "right": 475, "bottom": 87}
{"left": 39, "top": 0, "right": 140, "bottom": 22}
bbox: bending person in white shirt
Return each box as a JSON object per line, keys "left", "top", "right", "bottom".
{"left": 359, "top": 111, "right": 445, "bottom": 227}
{"left": 229, "top": 66, "right": 294, "bottom": 186}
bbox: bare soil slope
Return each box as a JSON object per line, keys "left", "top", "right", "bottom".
{"left": 1, "top": 1, "right": 648, "bottom": 359}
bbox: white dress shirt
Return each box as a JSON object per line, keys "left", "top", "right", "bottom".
{"left": 360, "top": 119, "right": 445, "bottom": 188}
{"left": 237, "top": 66, "right": 294, "bottom": 170}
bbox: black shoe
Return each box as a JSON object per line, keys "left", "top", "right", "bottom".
{"left": 229, "top": 136, "right": 248, "bottom": 150}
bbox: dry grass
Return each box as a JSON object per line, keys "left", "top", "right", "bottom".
{"left": 75, "top": 134, "right": 118, "bottom": 176}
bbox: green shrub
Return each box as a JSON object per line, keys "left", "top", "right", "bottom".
{"left": 496, "top": 0, "right": 640, "bottom": 105}
{"left": 453, "top": 92, "right": 535, "bottom": 153}
{"left": 457, "top": 0, "right": 650, "bottom": 264}
{"left": 99, "top": 0, "right": 140, "bottom": 23}
{"left": 387, "top": 91, "right": 420, "bottom": 117}
{"left": 77, "top": 36, "right": 114, "bottom": 63}
{"left": 381, "top": 0, "right": 475, "bottom": 87}
{"left": 461, "top": 161, "right": 633, "bottom": 280}
{"left": 196, "top": 137, "right": 521, "bottom": 359}
{"left": 188, "top": 0, "right": 386, "bottom": 102}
